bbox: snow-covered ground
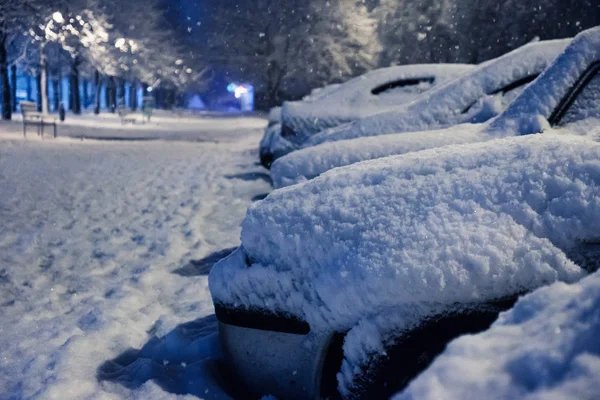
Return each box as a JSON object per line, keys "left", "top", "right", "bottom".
{"left": 0, "top": 113, "right": 270, "bottom": 399}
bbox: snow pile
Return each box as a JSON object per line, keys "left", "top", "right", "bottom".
{"left": 395, "top": 269, "right": 600, "bottom": 400}
{"left": 281, "top": 64, "right": 474, "bottom": 142}
{"left": 305, "top": 39, "right": 568, "bottom": 146}
{"left": 211, "top": 134, "right": 600, "bottom": 341}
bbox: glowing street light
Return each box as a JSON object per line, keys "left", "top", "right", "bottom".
{"left": 52, "top": 12, "right": 65, "bottom": 24}
{"left": 114, "top": 38, "right": 126, "bottom": 48}
{"left": 234, "top": 86, "right": 249, "bottom": 99}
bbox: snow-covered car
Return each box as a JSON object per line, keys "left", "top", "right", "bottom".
{"left": 297, "top": 39, "right": 570, "bottom": 149}
{"left": 259, "top": 64, "right": 474, "bottom": 167}
{"left": 396, "top": 268, "right": 600, "bottom": 400}
{"left": 209, "top": 28, "right": 600, "bottom": 399}
{"left": 210, "top": 133, "right": 600, "bottom": 399}
{"left": 280, "top": 64, "right": 474, "bottom": 138}
{"left": 271, "top": 27, "right": 600, "bottom": 188}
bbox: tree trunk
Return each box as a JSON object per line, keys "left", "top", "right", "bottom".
{"left": 0, "top": 34, "right": 11, "bottom": 120}
{"left": 36, "top": 69, "right": 42, "bottom": 112}
{"left": 40, "top": 53, "right": 49, "bottom": 114}
{"left": 82, "top": 79, "right": 88, "bottom": 109}
{"left": 118, "top": 78, "right": 125, "bottom": 106}
{"left": 104, "top": 77, "right": 110, "bottom": 111}
{"left": 70, "top": 59, "right": 81, "bottom": 114}
{"left": 94, "top": 70, "right": 100, "bottom": 114}
{"left": 26, "top": 75, "right": 32, "bottom": 101}
{"left": 129, "top": 80, "right": 137, "bottom": 111}
{"left": 10, "top": 65, "right": 16, "bottom": 112}
{"left": 52, "top": 70, "right": 60, "bottom": 112}
{"left": 109, "top": 76, "right": 116, "bottom": 112}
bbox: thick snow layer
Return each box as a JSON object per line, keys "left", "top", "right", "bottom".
{"left": 210, "top": 134, "right": 600, "bottom": 341}
{"left": 271, "top": 123, "right": 484, "bottom": 188}
{"left": 305, "top": 39, "right": 569, "bottom": 146}
{"left": 0, "top": 118, "right": 270, "bottom": 399}
{"left": 395, "top": 270, "right": 600, "bottom": 400}
{"left": 281, "top": 64, "right": 474, "bottom": 142}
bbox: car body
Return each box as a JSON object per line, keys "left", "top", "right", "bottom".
{"left": 270, "top": 28, "right": 600, "bottom": 188}
{"left": 259, "top": 64, "right": 474, "bottom": 167}
{"left": 299, "top": 39, "right": 569, "bottom": 149}
{"left": 210, "top": 28, "right": 600, "bottom": 399}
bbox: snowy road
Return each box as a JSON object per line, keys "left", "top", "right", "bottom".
{"left": 0, "top": 116, "right": 270, "bottom": 399}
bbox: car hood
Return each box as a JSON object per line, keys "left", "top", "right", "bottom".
{"left": 210, "top": 134, "right": 599, "bottom": 335}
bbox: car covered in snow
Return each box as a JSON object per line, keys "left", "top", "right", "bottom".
{"left": 260, "top": 64, "right": 474, "bottom": 167}
{"left": 210, "top": 28, "right": 600, "bottom": 399}
{"left": 270, "top": 27, "right": 600, "bottom": 188}
{"left": 211, "top": 133, "right": 600, "bottom": 399}
{"left": 295, "top": 39, "right": 570, "bottom": 150}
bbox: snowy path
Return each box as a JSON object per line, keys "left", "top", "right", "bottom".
{"left": 0, "top": 119, "right": 270, "bottom": 399}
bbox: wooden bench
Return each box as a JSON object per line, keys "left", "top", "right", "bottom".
{"left": 117, "top": 105, "right": 136, "bottom": 124}
{"left": 20, "top": 101, "right": 57, "bottom": 138}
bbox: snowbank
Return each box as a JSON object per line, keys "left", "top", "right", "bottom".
{"left": 281, "top": 64, "right": 474, "bottom": 142}
{"left": 305, "top": 39, "right": 569, "bottom": 146}
{"left": 211, "top": 134, "right": 600, "bottom": 340}
{"left": 395, "top": 269, "right": 600, "bottom": 400}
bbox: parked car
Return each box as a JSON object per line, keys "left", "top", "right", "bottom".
{"left": 270, "top": 27, "right": 600, "bottom": 187}
{"left": 210, "top": 28, "right": 600, "bottom": 400}
{"left": 211, "top": 135, "right": 600, "bottom": 400}
{"left": 294, "top": 39, "right": 569, "bottom": 150}
{"left": 260, "top": 64, "right": 474, "bottom": 167}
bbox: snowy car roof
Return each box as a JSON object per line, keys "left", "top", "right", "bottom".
{"left": 280, "top": 64, "right": 474, "bottom": 138}
{"left": 210, "top": 134, "right": 600, "bottom": 340}
{"left": 395, "top": 269, "right": 600, "bottom": 400}
{"left": 305, "top": 39, "right": 570, "bottom": 146}
{"left": 271, "top": 27, "right": 600, "bottom": 187}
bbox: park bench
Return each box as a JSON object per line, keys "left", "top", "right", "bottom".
{"left": 20, "top": 101, "right": 57, "bottom": 138}
{"left": 117, "top": 105, "right": 136, "bottom": 124}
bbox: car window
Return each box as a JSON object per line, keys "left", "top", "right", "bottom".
{"left": 552, "top": 64, "right": 600, "bottom": 126}
{"left": 371, "top": 77, "right": 435, "bottom": 95}
{"left": 567, "top": 241, "right": 600, "bottom": 273}
{"left": 461, "top": 74, "right": 539, "bottom": 115}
